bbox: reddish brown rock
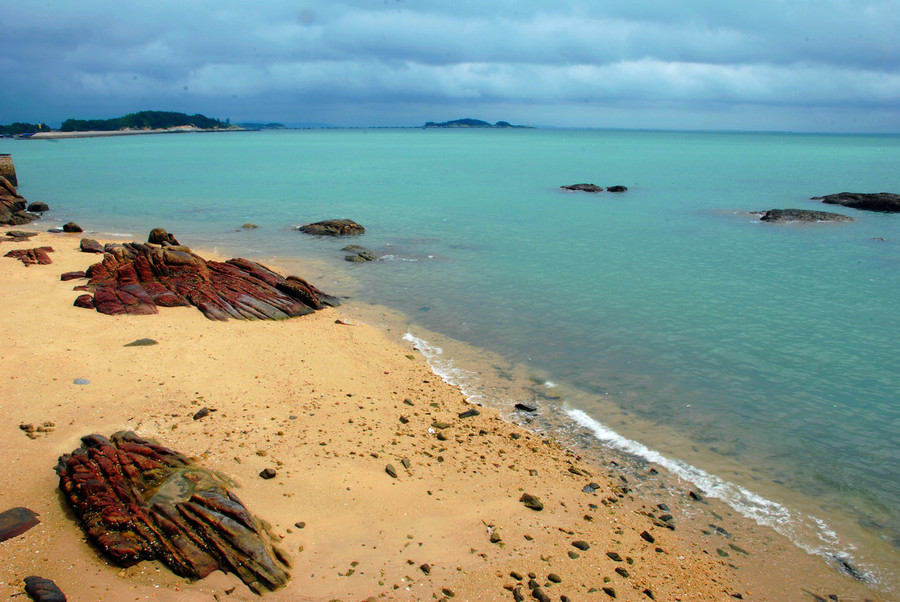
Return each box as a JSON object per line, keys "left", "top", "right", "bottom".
{"left": 57, "top": 432, "right": 291, "bottom": 594}
{"left": 80, "top": 238, "right": 105, "bottom": 253}
{"left": 60, "top": 271, "right": 86, "bottom": 281}
{"left": 4, "top": 246, "right": 53, "bottom": 265}
{"left": 0, "top": 507, "right": 41, "bottom": 542}
{"left": 74, "top": 242, "right": 339, "bottom": 320}
{"left": 148, "top": 228, "right": 179, "bottom": 245}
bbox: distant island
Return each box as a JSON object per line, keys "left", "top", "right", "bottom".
{"left": 423, "top": 118, "right": 530, "bottom": 129}
{"left": 0, "top": 122, "right": 53, "bottom": 137}
{"left": 59, "top": 111, "right": 232, "bottom": 132}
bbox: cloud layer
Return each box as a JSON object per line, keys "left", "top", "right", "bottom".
{"left": 3, "top": 0, "right": 899, "bottom": 131}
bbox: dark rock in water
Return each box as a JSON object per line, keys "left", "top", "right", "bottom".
{"left": 242, "top": 223, "right": 258, "bottom": 229}
{"left": 298, "top": 219, "right": 365, "bottom": 236}
{"left": 148, "top": 228, "right": 179, "bottom": 245}
{"left": 342, "top": 244, "right": 376, "bottom": 262}
{"left": 606, "top": 186, "right": 628, "bottom": 193}
{"left": 80, "top": 238, "right": 105, "bottom": 254}
{"left": 124, "top": 338, "right": 158, "bottom": 347}
{"left": 0, "top": 506, "right": 40, "bottom": 542}
{"left": 5, "top": 246, "right": 53, "bottom": 265}
{"left": 73, "top": 242, "right": 338, "bottom": 320}
{"left": 561, "top": 183, "right": 604, "bottom": 193}
{"left": 56, "top": 432, "right": 290, "bottom": 593}
{"left": 759, "top": 209, "right": 853, "bottom": 223}
{"left": 515, "top": 403, "right": 537, "bottom": 413}
{"left": 60, "top": 271, "right": 86, "bottom": 281}
{"left": 23, "top": 576, "right": 66, "bottom": 602}
{"left": 27, "top": 202, "right": 50, "bottom": 213}
{"left": 62, "top": 222, "right": 83, "bottom": 233}
{"left": 812, "top": 192, "right": 900, "bottom": 213}
{"left": 520, "top": 493, "right": 544, "bottom": 511}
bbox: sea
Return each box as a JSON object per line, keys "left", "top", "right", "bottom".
{"left": 3, "top": 128, "right": 899, "bottom": 591}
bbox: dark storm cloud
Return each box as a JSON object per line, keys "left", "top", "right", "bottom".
{"left": 2, "top": 0, "right": 898, "bottom": 131}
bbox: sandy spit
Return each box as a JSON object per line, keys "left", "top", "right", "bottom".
{"left": 0, "top": 230, "right": 888, "bottom": 601}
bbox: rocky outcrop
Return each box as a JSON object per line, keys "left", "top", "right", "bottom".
{"left": 80, "top": 238, "right": 105, "bottom": 253}
{"left": 26, "top": 202, "right": 49, "bottom": 213}
{"left": 73, "top": 239, "right": 339, "bottom": 320}
{"left": 812, "top": 192, "right": 900, "bottom": 213}
{"left": 4, "top": 246, "right": 54, "bottom": 265}
{"left": 57, "top": 431, "right": 291, "bottom": 594}
{"left": 561, "top": 184, "right": 628, "bottom": 193}
{"left": 759, "top": 209, "right": 854, "bottom": 223}
{"left": 0, "top": 176, "right": 39, "bottom": 226}
{"left": 342, "top": 245, "right": 376, "bottom": 262}
{"left": 298, "top": 219, "right": 365, "bottom": 236}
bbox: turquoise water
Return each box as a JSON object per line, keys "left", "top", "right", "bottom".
{"left": 4, "top": 129, "right": 899, "bottom": 587}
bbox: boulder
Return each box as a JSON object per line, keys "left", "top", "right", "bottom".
{"left": 561, "top": 183, "right": 604, "bottom": 193}
{"left": 342, "top": 244, "right": 377, "bottom": 262}
{"left": 148, "top": 227, "right": 179, "bottom": 245}
{"left": 62, "top": 222, "right": 83, "bottom": 233}
{"left": 74, "top": 242, "right": 339, "bottom": 320}
{"left": 759, "top": 209, "right": 854, "bottom": 223}
{"left": 80, "top": 238, "right": 105, "bottom": 253}
{"left": 27, "top": 201, "right": 50, "bottom": 213}
{"left": 57, "top": 432, "right": 291, "bottom": 593}
{"left": 812, "top": 192, "right": 900, "bottom": 213}
{"left": 4, "top": 246, "right": 53, "bottom": 265}
{"left": 298, "top": 219, "right": 365, "bottom": 236}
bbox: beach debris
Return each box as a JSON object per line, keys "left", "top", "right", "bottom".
{"left": 62, "top": 222, "right": 83, "bottom": 233}
{"left": 812, "top": 191, "right": 900, "bottom": 213}
{"left": 23, "top": 576, "right": 66, "bottom": 602}
{"left": 79, "top": 238, "right": 105, "bottom": 253}
{"left": 72, "top": 241, "right": 340, "bottom": 320}
{"left": 148, "top": 227, "right": 179, "bottom": 245}
{"left": 56, "top": 431, "right": 290, "bottom": 593}
{"left": 759, "top": 208, "right": 853, "bottom": 223}
{"left": 0, "top": 507, "right": 40, "bottom": 542}
{"left": 4, "top": 246, "right": 53, "bottom": 265}
{"left": 519, "top": 493, "right": 544, "bottom": 511}
{"left": 297, "top": 219, "right": 365, "bottom": 236}
{"left": 124, "top": 337, "right": 158, "bottom": 347}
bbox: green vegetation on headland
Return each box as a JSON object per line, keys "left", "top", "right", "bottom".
{"left": 60, "top": 111, "right": 230, "bottom": 132}
{"left": 423, "top": 118, "right": 529, "bottom": 128}
{"left": 0, "top": 122, "right": 53, "bottom": 136}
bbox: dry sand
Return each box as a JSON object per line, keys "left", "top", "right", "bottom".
{"left": 0, "top": 230, "right": 889, "bottom": 601}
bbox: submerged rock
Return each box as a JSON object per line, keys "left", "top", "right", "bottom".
{"left": 298, "top": 219, "right": 365, "bottom": 236}
{"left": 73, "top": 241, "right": 339, "bottom": 320}
{"left": 759, "top": 209, "right": 853, "bottom": 223}
{"left": 812, "top": 192, "right": 900, "bottom": 213}
{"left": 561, "top": 183, "right": 604, "bottom": 193}
{"left": 56, "top": 432, "right": 291, "bottom": 594}
{"left": 342, "top": 244, "right": 376, "bottom": 262}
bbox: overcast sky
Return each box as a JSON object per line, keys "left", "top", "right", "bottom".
{"left": 2, "top": 0, "right": 899, "bottom": 132}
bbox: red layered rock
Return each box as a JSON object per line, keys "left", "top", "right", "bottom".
{"left": 57, "top": 432, "right": 291, "bottom": 594}
{"left": 4, "top": 246, "right": 53, "bottom": 265}
{"left": 74, "top": 242, "right": 339, "bottom": 320}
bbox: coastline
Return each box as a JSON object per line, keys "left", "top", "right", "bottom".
{"left": 27, "top": 126, "right": 244, "bottom": 140}
{"left": 0, "top": 228, "right": 890, "bottom": 601}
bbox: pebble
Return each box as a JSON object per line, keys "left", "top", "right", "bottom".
{"left": 124, "top": 338, "right": 158, "bottom": 347}
{"left": 259, "top": 468, "right": 277, "bottom": 479}
{"left": 192, "top": 407, "right": 211, "bottom": 421}
{"left": 510, "top": 571, "right": 523, "bottom": 581}
{"left": 294, "top": 521, "right": 306, "bottom": 529}
{"left": 401, "top": 457, "right": 411, "bottom": 469}
{"left": 640, "top": 530, "right": 655, "bottom": 543}
{"left": 602, "top": 586, "right": 617, "bottom": 598}
{"left": 419, "top": 563, "right": 431, "bottom": 575}
{"left": 547, "top": 573, "right": 562, "bottom": 583}
{"left": 514, "top": 403, "right": 537, "bottom": 412}
{"left": 519, "top": 493, "right": 544, "bottom": 511}
{"left": 513, "top": 587, "right": 525, "bottom": 601}
{"left": 531, "top": 587, "right": 551, "bottom": 602}
{"left": 385, "top": 464, "right": 398, "bottom": 479}
{"left": 615, "top": 567, "right": 630, "bottom": 578}
{"left": 582, "top": 482, "right": 601, "bottom": 493}
{"left": 606, "top": 551, "right": 622, "bottom": 561}
{"left": 490, "top": 532, "right": 502, "bottom": 544}
{"left": 73, "top": 378, "right": 89, "bottom": 385}
{"left": 572, "top": 540, "right": 590, "bottom": 551}
{"left": 568, "top": 551, "right": 580, "bottom": 559}
{"left": 458, "top": 408, "right": 480, "bottom": 418}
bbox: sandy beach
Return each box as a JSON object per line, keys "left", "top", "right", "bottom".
{"left": 1, "top": 229, "right": 890, "bottom": 601}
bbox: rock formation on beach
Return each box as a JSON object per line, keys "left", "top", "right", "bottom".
{"left": 72, "top": 239, "right": 340, "bottom": 320}
{"left": 4, "top": 246, "right": 54, "bottom": 265}
{"left": 1, "top": 176, "right": 39, "bottom": 226}
{"left": 297, "top": 219, "right": 365, "bottom": 236}
{"left": 812, "top": 192, "right": 900, "bottom": 213}
{"left": 759, "top": 208, "right": 854, "bottom": 223}
{"left": 56, "top": 431, "right": 291, "bottom": 594}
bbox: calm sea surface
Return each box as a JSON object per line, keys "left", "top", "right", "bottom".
{"left": 4, "top": 129, "right": 899, "bottom": 588}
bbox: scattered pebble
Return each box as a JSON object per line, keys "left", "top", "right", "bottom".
{"left": 572, "top": 540, "right": 590, "bottom": 551}
{"left": 73, "top": 378, "right": 89, "bottom": 385}
{"left": 259, "top": 468, "right": 277, "bottom": 479}
{"left": 124, "top": 338, "right": 158, "bottom": 347}
{"left": 385, "top": 464, "right": 398, "bottom": 479}
{"left": 519, "top": 493, "right": 544, "bottom": 511}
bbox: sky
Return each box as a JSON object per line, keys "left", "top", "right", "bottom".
{"left": 2, "top": 0, "right": 899, "bottom": 133}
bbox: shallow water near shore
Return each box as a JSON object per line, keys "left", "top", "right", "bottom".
{"left": 4, "top": 128, "right": 899, "bottom": 591}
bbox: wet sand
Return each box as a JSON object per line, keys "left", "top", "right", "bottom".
{"left": 0, "top": 230, "right": 889, "bottom": 601}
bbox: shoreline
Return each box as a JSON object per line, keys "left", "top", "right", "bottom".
{"left": 27, "top": 127, "right": 246, "bottom": 140}
{"left": 0, "top": 227, "right": 890, "bottom": 600}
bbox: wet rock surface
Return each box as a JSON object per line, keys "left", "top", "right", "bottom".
{"left": 1, "top": 175, "right": 41, "bottom": 226}
{"left": 73, "top": 239, "right": 339, "bottom": 320}
{"left": 56, "top": 431, "right": 291, "bottom": 594}
{"left": 759, "top": 208, "right": 853, "bottom": 223}
{"left": 297, "top": 219, "right": 365, "bottom": 236}
{"left": 812, "top": 192, "right": 900, "bottom": 213}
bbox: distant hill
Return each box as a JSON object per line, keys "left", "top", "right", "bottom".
{"left": 236, "top": 122, "right": 286, "bottom": 130}
{"left": 0, "top": 122, "right": 53, "bottom": 136}
{"left": 423, "top": 118, "right": 529, "bottom": 129}
{"left": 60, "top": 111, "right": 231, "bottom": 132}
